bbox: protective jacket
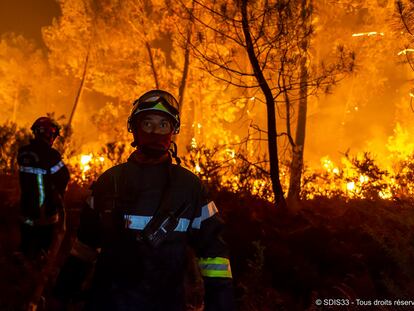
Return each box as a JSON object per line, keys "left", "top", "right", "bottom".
{"left": 17, "top": 139, "right": 69, "bottom": 225}
{"left": 55, "top": 155, "right": 234, "bottom": 311}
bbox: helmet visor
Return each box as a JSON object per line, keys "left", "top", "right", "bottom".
{"left": 132, "top": 97, "right": 179, "bottom": 123}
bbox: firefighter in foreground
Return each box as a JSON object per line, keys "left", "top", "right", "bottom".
{"left": 17, "top": 116, "right": 69, "bottom": 261}
{"left": 53, "top": 90, "right": 235, "bottom": 310}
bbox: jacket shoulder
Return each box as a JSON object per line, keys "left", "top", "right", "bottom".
{"left": 17, "top": 144, "right": 39, "bottom": 165}
{"left": 50, "top": 147, "right": 62, "bottom": 160}
{"left": 101, "top": 162, "right": 128, "bottom": 178}
{"left": 18, "top": 143, "right": 62, "bottom": 165}
{"left": 173, "top": 165, "right": 201, "bottom": 182}
{"left": 92, "top": 163, "right": 128, "bottom": 191}
{"left": 172, "top": 165, "right": 206, "bottom": 195}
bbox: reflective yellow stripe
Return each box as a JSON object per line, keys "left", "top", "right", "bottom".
{"left": 37, "top": 174, "right": 45, "bottom": 206}
{"left": 50, "top": 160, "right": 65, "bottom": 174}
{"left": 198, "top": 257, "right": 232, "bottom": 278}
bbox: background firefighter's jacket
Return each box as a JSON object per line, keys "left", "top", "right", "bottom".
{"left": 17, "top": 139, "right": 69, "bottom": 225}
{"left": 54, "top": 158, "right": 234, "bottom": 310}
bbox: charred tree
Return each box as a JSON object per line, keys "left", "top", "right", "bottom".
{"left": 241, "top": 0, "right": 286, "bottom": 208}
{"left": 184, "top": 0, "right": 354, "bottom": 207}
{"left": 178, "top": 0, "right": 195, "bottom": 112}
{"left": 67, "top": 45, "right": 90, "bottom": 131}
{"left": 145, "top": 41, "right": 160, "bottom": 89}
{"left": 287, "top": 0, "right": 312, "bottom": 203}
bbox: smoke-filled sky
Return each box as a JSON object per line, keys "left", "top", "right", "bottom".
{"left": 1, "top": 1, "right": 413, "bottom": 169}
{"left": 0, "top": 0, "right": 60, "bottom": 46}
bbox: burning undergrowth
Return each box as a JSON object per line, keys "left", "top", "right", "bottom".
{"left": 4, "top": 118, "right": 414, "bottom": 203}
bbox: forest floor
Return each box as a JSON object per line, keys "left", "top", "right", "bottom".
{"left": 1, "top": 174, "right": 414, "bottom": 310}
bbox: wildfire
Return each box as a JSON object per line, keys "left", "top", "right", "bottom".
{"left": 398, "top": 48, "right": 414, "bottom": 55}
{"left": 379, "top": 189, "right": 392, "bottom": 200}
{"left": 66, "top": 146, "right": 414, "bottom": 203}
{"left": 80, "top": 154, "right": 105, "bottom": 180}
{"left": 346, "top": 181, "right": 355, "bottom": 191}
{"left": 68, "top": 153, "right": 108, "bottom": 184}
{"left": 352, "top": 32, "right": 384, "bottom": 37}
{"left": 80, "top": 154, "right": 92, "bottom": 171}
{"left": 60, "top": 120, "right": 414, "bottom": 204}
{"left": 191, "top": 137, "right": 198, "bottom": 149}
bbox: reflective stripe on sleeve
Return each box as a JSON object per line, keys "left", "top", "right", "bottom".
{"left": 37, "top": 174, "right": 45, "bottom": 206}
{"left": 191, "top": 201, "right": 218, "bottom": 229}
{"left": 124, "top": 215, "right": 190, "bottom": 232}
{"left": 19, "top": 160, "right": 65, "bottom": 175}
{"left": 19, "top": 166, "right": 47, "bottom": 174}
{"left": 70, "top": 238, "right": 100, "bottom": 263}
{"left": 175, "top": 218, "right": 190, "bottom": 232}
{"left": 50, "top": 160, "right": 65, "bottom": 174}
{"left": 124, "top": 215, "right": 151, "bottom": 230}
{"left": 198, "top": 257, "right": 232, "bottom": 278}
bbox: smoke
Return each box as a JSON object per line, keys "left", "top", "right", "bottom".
{"left": 1, "top": 0, "right": 414, "bottom": 174}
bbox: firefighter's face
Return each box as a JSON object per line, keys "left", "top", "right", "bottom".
{"left": 36, "top": 127, "right": 58, "bottom": 146}
{"left": 138, "top": 112, "right": 173, "bottom": 135}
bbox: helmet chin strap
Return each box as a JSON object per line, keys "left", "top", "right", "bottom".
{"left": 169, "top": 141, "right": 181, "bottom": 165}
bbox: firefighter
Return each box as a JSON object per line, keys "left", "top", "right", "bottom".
{"left": 52, "top": 90, "right": 235, "bottom": 310}
{"left": 17, "top": 116, "right": 70, "bottom": 261}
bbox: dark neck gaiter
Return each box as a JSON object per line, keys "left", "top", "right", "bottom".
{"left": 133, "top": 129, "right": 172, "bottom": 158}
{"left": 129, "top": 149, "right": 171, "bottom": 165}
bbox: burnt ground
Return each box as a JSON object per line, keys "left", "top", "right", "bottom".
{"left": 2, "top": 173, "right": 414, "bottom": 310}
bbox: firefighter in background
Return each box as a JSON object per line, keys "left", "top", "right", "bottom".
{"left": 17, "top": 117, "right": 70, "bottom": 260}
{"left": 53, "top": 90, "right": 235, "bottom": 310}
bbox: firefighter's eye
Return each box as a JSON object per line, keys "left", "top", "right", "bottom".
{"left": 142, "top": 121, "right": 153, "bottom": 128}
{"left": 160, "top": 121, "right": 170, "bottom": 128}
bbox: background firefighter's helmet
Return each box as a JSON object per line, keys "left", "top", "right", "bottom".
{"left": 127, "top": 90, "right": 180, "bottom": 134}
{"left": 31, "top": 117, "right": 61, "bottom": 137}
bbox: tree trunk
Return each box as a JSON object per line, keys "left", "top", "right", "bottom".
{"left": 67, "top": 45, "right": 90, "bottom": 130}
{"left": 287, "top": 0, "right": 311, "bottom": 203}
{"left": 127, "top": 16, "right": 159, "bottom": 89}
{"left": 175, "top": 1, "right": 194, "bottom": 149}
{"left": 241, "top": 0, "right": 286, "bottom": 208}
{"left": 145, "top": 41, "right": 159, "bottom": 89}
{"left": 178, "top": 0, "right": 194, "bottom": 113}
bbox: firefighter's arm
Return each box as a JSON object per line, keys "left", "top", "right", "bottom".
{"left": 191, "top": 199, "right": 235, "bottom": 311}
{"left": 49, "top": 151, "right": 70, "bottom": 196}
{"left": 53, "top": 197, "right": 101, "bottom": 302}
